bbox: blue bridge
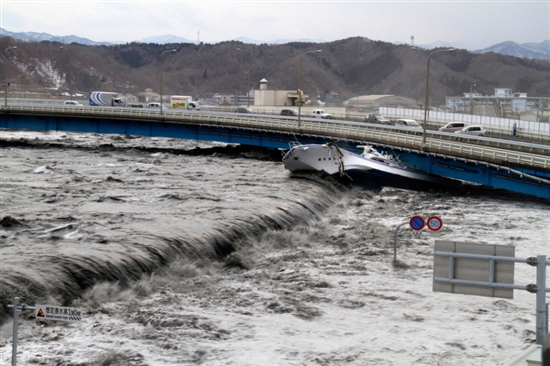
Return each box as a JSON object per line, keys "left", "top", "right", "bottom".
{"left": 2, "top": 105, "right": 550, "bottom": 200}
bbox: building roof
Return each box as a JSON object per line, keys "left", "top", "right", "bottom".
{"left": 351, "top": 95, "right": 395, "bottom": 101}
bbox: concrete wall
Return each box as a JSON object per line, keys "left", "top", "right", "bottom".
{"left": 254, "top": 90, "right": 295, "bottom": 107}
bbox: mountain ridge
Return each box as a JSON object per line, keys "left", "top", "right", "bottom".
{"left": 2, "top": 28, "right": 548, "bottom": 60}
{"left": 1, "top": 36, "right": 549, "bottom": 110}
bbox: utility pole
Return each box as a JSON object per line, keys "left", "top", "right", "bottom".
{"left": 3, "top": 46, "right": 17, "bottom": 108}
{"left": 470, "top": 80, "right": 476, "bottom": 115}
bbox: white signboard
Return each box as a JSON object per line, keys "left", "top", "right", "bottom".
{"left": 35, "top": 305, "right": 82, "bottom": 322}
{"left": 433, "top": 240, "right": 515, "bottom": 299}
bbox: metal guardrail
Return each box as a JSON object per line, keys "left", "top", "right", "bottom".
{"left": 381, "top": 106, "right": 550, "bottom": 141}
{"left": 3, "top": 105, "right": 550, "bottom": 172}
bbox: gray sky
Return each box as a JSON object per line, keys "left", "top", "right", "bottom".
{"left": 2, "top": 0, "right": 549, "bottom": 50}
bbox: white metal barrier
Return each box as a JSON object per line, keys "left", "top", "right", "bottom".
{"left": 381, "top": 107, "right": 550, "bottom": 141}
{"left": 3, "top": 105, "right": 550, "bottom": 171}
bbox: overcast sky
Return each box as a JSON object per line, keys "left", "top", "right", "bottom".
{"left": 2, "top": 0, "right": 549, "bottom": 50}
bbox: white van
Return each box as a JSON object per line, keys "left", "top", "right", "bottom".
{"left": 439, "top": 122, "right": 467, "bottom": 132}
{"left": 312, "top": 109, "right": 332, "bottom": 119}
{"left": 394, "top": 119, "right": 421, "bottom": 128}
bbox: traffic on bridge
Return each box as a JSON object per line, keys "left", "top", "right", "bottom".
{"left": 1, "top": 103, "right": 549, "bottom": 199}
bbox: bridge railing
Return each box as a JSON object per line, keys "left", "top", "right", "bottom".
{"left": 381, "top": 107, "right": 550, "bottom": 141}
{"left": 3, "top": 105, "right": 550, "bottom": 171}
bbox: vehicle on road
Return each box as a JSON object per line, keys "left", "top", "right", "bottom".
{"left": 280, "top": 109, "right": 298, "bottom": 116}
{"left": 455, "top": 125, "right": 486, "bottom": 137}
{"left": 189, "top": 101, "right": 201, "bottom": 110}
{"left": 312, "top": 109, "right": 332, "bottom": 119}
{"left": 365, "top": 114, "right": 391, "bottom": 124}
{"left": 127, "top": 103, "right": 145, "bottom": 108}
{"left": 394, "top": 119, "right": 422, "bottom": 128}
{"left": 169, "top": 96, "right": 200, "bottom": 110}
{"left": 439, "top": 122, "right": 468, "bottom": 132}
{"left": 147, "top": 102, "right": 161, "bottom": 108}
{"left": 235, "top": 106, "right": 253, "bottom": 114}
{"left": 89, "top": 91, "right": 126, "bottom": 107}
{"left": 63, "top": 100, "right": 83, "bottom": 106}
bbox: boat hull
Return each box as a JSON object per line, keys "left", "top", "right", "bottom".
{"left": 282, "top": 144, "right": 462, "bottom": 191}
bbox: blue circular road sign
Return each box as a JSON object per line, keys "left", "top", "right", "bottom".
{"left": 409, "top": 216, "right": 425, "bottom": 231}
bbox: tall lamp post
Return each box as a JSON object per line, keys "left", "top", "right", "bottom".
{"left": 236, "top": 48, "right": 251, "bottom": 108}
{"left": 298, "top": 49, "right": 322, "bottom": 128}
{"left": 60, "top": 46, "right": 72, "bottom": 100}
{"left": 469, "top": 80, "right": 476, "bottom": 115}
{"left": 422, "top": 48, "right": 456, "bottom": 146}
{"left": 3, "top": 46, "right": 17, "bottom": 108}
{"left": 160, "top": 49, "right": 177, "bottom": 114}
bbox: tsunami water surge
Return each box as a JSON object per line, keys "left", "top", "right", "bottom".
{"left": 0, "top": 130, "right": 548, "bottom": 365}
{"left": 0, "top": 132, "right": 343, "bottom": 319}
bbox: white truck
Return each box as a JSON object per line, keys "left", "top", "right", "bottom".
{"left": 170, "top": 95, "right": 200, "bottom": 110}
{"left": 311, "top": 109, "right": 332, "bottom": 119}
{"left": 89, "top": 91, "right": 126, "bottom": 107}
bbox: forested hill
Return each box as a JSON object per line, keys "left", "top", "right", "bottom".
{"left": 2, "top": 36, "right": 549, "bottom": 106}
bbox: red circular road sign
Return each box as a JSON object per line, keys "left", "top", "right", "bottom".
{"left": 409, "top": 215, "right": 425, "bottom": 231}
{"left": 427, "top": 216, "right": 443, "bottom": 231}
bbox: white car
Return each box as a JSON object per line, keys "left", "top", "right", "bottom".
{"left": 394, "top": 119, "right": 422, "bottom": 128}
{"left": 63, "top": 100, "right": 83, "bottom": 106}
{"left": 454, "top": 125, "right": 486, "bottom": 137}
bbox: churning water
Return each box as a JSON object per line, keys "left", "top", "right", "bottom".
{"left": 0, "top": 130, "right": 548, "bottom": 365}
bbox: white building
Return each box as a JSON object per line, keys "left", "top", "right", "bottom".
{"left": 253, "top": 78, "right": 306, "bottom": 107}
{"left": 344, "top": 95, "right": 417, "bottom": 109}
{"left": 446, "top": 88, "right": 548, "bottom": 116}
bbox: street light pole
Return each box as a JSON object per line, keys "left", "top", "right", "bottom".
{"left": 60, "top": 46, "right": 72, "bottom": 100}
{"left": 3, "top": 46, "right": 17, "bottom": 108}
{"left": 298, "top": 49, "right": 322, "bottom": 129}
{"left": 236, "top": 48, "right": 251, "bottom": 108}
{"left": 470, "top": 80, "right": 476, "bottom": 115}
{"left": 160, "top": 49, "right": 177, "bottom": 114}
{"left": 422, "top": 48, "right": 456, "bottom": 146}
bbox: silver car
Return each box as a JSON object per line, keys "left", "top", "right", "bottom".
{"left": 454, "top": 125, "right": 486, "bottom": 137}
{"left": 439, "top": 122, "right": 468, "bottom": 132}
{"left": 394, "top": 119, "right": 422, "bottom": 128}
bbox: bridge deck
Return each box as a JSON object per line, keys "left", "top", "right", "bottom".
{"left": 2, "top": 105, "right": 549, "bottom": 199}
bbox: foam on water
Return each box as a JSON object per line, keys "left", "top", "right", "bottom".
{"left": 0, "top": 130, "right": 548, "bottom": 365}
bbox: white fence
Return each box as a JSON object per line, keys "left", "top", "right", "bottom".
{"left": 4, "top": 104, "right": 550, "bottom": 171}
{"left": 381, "top": 107, "right": 550, "bottom": 141}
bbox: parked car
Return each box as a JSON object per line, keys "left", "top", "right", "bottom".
{"left": 439, "top": 122, "right": 468, "bottom": 132}
{"left": 235, "top": 106, "right": 253, "bottom": 114}
{"left": 455, "top": 125, "right": 486, "bottom": 137}
{"left": 63, "top": 100, "right": 83, "bottom": 106}
{"left": 365, "top": 114, "right": 391, "bottom": 124}
{"left": 280, "top": 109, "right": 298, "bottom": 116}
{"left": 394, "top": 119, "right": 422, "bottom": 128}
{"left": 312, "top": 109, "right": 332, "bottom": 119}
{"left": 147, "top": 102, "right": 161, "bottom": 108}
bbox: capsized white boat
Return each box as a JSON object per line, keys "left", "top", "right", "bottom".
{"left": 282, "top": 143, "right": 461, "bottom": 191}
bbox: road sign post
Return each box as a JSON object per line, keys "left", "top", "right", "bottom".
{"left": 7, "top": 298, "right": 81, "bottom": 365}
{"left": 35, "top": 305, "right": 82, "bottom": 322}
{"left": 393, "top": 221, "right": 409, "bottom": 261}
{"left": 433, "top": 241, "right": 549, "bottom": 345}
{"left": 409, "top": 215, "right": 425, "bottom": 231}
{"left": 427, "top": 216, "right": 443, "bottom": 231}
